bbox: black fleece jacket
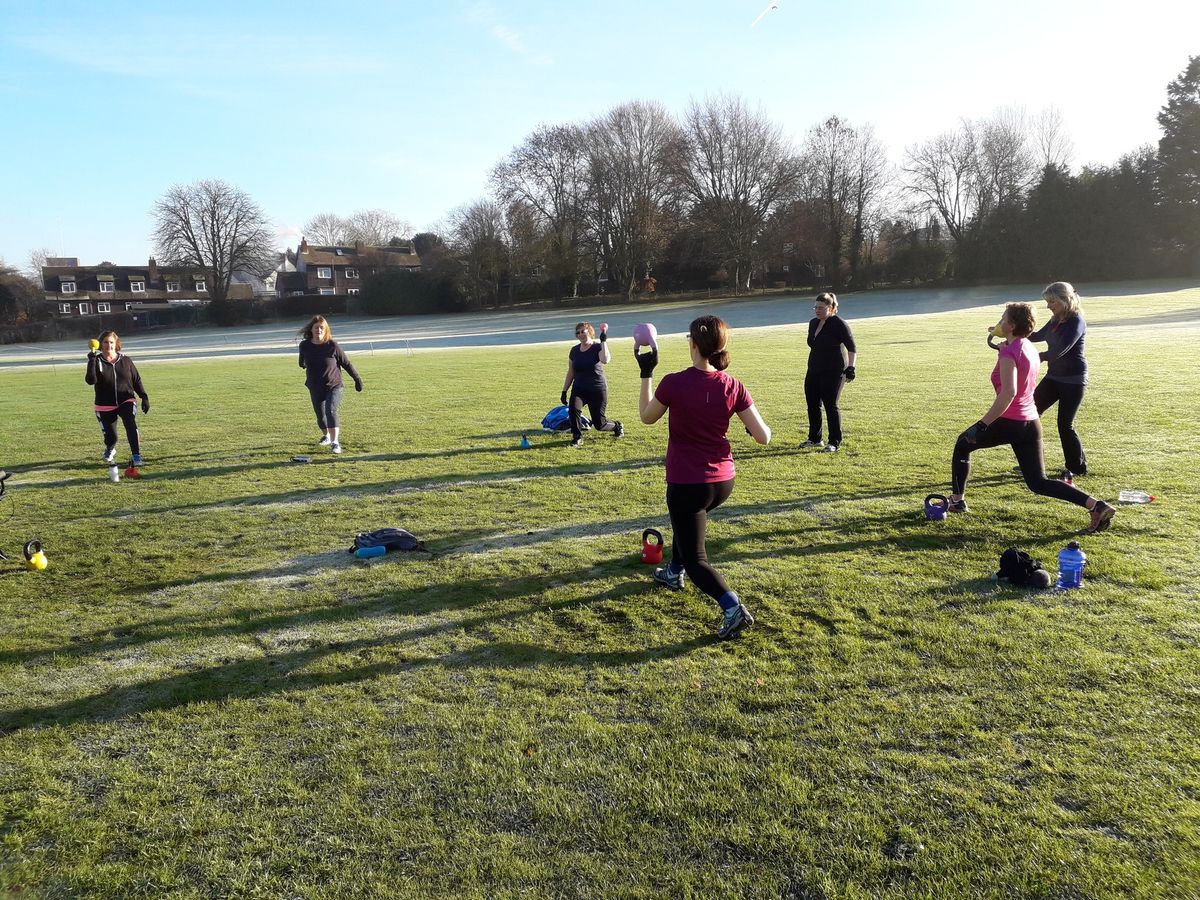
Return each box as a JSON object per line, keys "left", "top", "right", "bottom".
{"left": 85, "top": 353, "right": 148, "bottom": 407}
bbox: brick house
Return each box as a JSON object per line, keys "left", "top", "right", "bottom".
{"left": 42, "top": 257, "right": 251, "bottom": 317}
{"left": 275, "top": 239, "right": 422, "bottom": 297}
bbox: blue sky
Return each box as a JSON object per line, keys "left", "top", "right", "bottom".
{"left": 1, "top": 0, "right": 1196, "bottom": 268}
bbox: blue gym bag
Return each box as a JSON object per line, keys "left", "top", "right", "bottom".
{"left": 541, "top": 405, "right": 590, "bottom": 433}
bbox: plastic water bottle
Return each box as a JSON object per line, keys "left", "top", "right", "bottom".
{"left": 1056, "top": 541, "right": 1086, "bottom": 589}
{"left": 354, "top": 545, "right": 387, "bottom": 559}
{"left": 108, "top": 465, "right": 120, "bottom": 483}
{"left": 1118, "top": 490, "right": 1154, "bottom": 504}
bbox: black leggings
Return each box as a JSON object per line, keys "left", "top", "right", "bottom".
{"left": 952, "top": 417, "right": 1090, "bottom": 505}
{"left": 1034, "top": 378, "right": 1087, "bottom": 474}
{"left": 96, "top": 405, "right": 140, "bottom": 455}
{"left": 309, "top": 386, "right": 344, "bottom": 430}
{"left": 804, "top": 368, "right": 845, "bottom": 445}
{"left": 569, "top": 385, "right": 617, "bottom": 439}
{"left": 666, "top": 479, "right": 735, "bottom": 602}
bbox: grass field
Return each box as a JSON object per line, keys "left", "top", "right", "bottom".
{"left": 1, "top": 285, "right": 1198, "bottom": 898}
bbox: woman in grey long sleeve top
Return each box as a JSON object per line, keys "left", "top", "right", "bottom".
{"left": 1029, "top": 281, "right": 1088, "bottom": 479}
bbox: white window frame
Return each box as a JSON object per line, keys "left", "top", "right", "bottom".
{"left": 99, "top": 282, "right": 114, "bottom": 293}
{"left": 166, "top": 281, "right": 181, "bottom": 293}
{"left": 130, "top": 280, "right": 145, "bottom": 293}
{"left": 347, "top": 288, "right": 360, "bottom": 295}
{"left": 125, "top": 302, "right": 134, "bottom": 310}
{"left": 97, "top": 302, "right": 111, "bottom": 313}
{"left": 317, "top": 267, "right": 332, "bottom": 279}
{"left": 195, "top": 280, "right": 207, "bottom": 292}
{"left": 345, "top": 268, "right": 359, "bottom": 279}
{"left": 59, "top": 302, "right": 72, "bottom": 313}
{"left": 78, "top": 302, "right": 92, "bottom": 315}
{"left": 318, "top": 287, "right": 336, "bottom": 296}
{"left": 61, "top": 282, "right": 77, "bottom": 294}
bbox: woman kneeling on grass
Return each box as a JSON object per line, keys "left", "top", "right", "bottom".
{"left": 949, "top": 302, "right": 1116, "bottom": 533}
{"left": 298, "top": 315, "right": 363, "bottom": 454}
{"left": 636, "top": 316, "right": 772, "bottom": 639}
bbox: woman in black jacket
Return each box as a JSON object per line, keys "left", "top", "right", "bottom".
{"left": 85, "top": 331, "right": 150, "bottom": 465}
{"left": 803, "top": 292, "right": 857, "bottom": 453}
{"left": 1029, "top": 281, "right": 1089, "bottom": 481}
{"left": 298, "top": 315, "right": 362, "bottom": 454}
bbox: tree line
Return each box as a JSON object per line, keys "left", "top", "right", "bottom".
{"left": 3, "top": 56, "right": 1197, "bottom": 327}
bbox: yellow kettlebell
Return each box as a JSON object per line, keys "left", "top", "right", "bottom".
{"left": 24, "top": 539, "right": 48, "bottom": 571}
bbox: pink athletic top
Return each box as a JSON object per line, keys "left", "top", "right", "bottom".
{"left": 992, "top": 338, "right": 1039, "bottom": 421}
{"left": 655, "top": 367, "right": 753, "bottom": 483}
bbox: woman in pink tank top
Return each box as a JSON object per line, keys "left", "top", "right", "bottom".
{"left": 946, "top": 302, "right": 1115, "bottom": 534}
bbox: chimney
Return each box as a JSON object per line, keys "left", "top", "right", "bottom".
{"left": 148, "top": 257, "right": 159, "bottom": 282}
{"left": 299, "top": 239, "right": 308, "bottom": 254}
{"left": 354, "top": 240, "right": 365, "bottom": 255}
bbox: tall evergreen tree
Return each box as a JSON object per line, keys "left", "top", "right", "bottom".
{"left": 1157, "top": 55, "right": 1200, "bottom": 261}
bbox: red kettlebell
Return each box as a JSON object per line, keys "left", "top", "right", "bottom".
{"left": 641, "top": 528, "right": 664, "bottom": 564}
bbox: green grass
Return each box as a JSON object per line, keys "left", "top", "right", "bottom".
{"left": 1, "top": 285, "right": 1198, "bottom": 898}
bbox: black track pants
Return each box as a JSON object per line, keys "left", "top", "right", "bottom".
{"left": 570, "top": 385, "right": 617, "bottom": 439}
{"left": 1034, "top": 378, "right": 1088, "bottom": 474}
{"left": 804, "top": 368, "right": 845, "bottom": 445}
{"left": 666, "top": 479, "right": 736, "bottom": 602}
{"left": 951, "top": 417, "right": 1090, "bottom": 505}
{"left": 96, "top": 405, "right": 140, "bottom": 455}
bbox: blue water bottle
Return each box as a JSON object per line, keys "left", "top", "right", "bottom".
{"left": 354, "top": 545, "right": 387, "bottom": 559}
{"left": 1056, "top": 541, "right": 1086, "bottom": 589}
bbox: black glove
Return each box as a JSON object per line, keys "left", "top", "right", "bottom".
{"left": 599, "top": 329, "right": 607, "bottom": 343}
{"left": 635, "top": 347, "right": 658, "bottom": 379}
{"left": 354, "top": 378, "right": 363, "bottom": 393}
{"left": 560, "top": 390, "right": 569, "bottom": 407}
{"left": 141, "top": 397, "right": 150, "bottom": 414}
{"left": 962, "top": 420, "right": 989, "bottom": 444}
{"left": 843, "top": 365, "right": 856, "bottom": 382}
{"left": 87, "top": 351, "right": 98, "bottom": 360}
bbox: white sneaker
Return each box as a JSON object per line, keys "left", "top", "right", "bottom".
{"left": 318, "top": 435, "right": 332, "bottom": 446}
{"left": 331, "top": 442, "right": 342, "bottom": 454}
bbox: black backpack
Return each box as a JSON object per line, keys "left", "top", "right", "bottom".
{"left": 348, "top": 528, "right": 428, "bottom": 554}
{"left": 996, "top": 546, "right": 1049, "bottom": 587}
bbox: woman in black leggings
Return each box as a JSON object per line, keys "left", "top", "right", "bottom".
{"left": 1029, "top": 281, "right": 1089, "bottom": 482}
{"left": 560, "top": 322, "right": 622, "bottom": 448}
{"left": 636, "top": 316, "right": 772, "bottom": 639}
{"left": 298, "top": 315, "right": 362, "bottom": 454}
{"left": 803, "top": 292, "right": 856, "bottom": 453}
{"left": 950, "top": 302, "right": 1115, "bottom": 533}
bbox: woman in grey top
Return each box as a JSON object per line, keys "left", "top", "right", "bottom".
{"left": 1029, "top": 281, "right": 1088, "bottom": 480}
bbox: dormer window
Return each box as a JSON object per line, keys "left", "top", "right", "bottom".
{"left": 317, "top": 267, "right": 332, "bottom": 279}
{"left": 166, "top": 281, "right": 181, "bottom": 293}
{"left": 345, "top": 268, "right": 359, "bottom": 279}
{"left": 130, "top": 280, "right": 145, "bottom": 293}
{"left": 99, "top": 282, "right": 114, "bottom": 293}
{"left": 195, "top": 279, "right": 206, "bottom": 292}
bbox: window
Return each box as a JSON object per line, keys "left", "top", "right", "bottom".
{"left": 347, "top": 288, "right": 360, "bottom": 295}
{"left": 318, "top": 287, "right": 336, "bottom": 296}
{"left": 97, "top": 302, "right": 111, "bottom": 313}
{"left": 61, "top": 282, "right": 77, "bottom": 294}
{"left": 130, "top": 280, "right": 145, "bottom": 292}
{"left": 345, "top": 268, "right": 359, "bottom": 279}
{"left": 99, "top": 282, "right": 114, "bottom": 293}
{"left": 59, "top": 302, "right": 72, "bottom": 313}
{"left": 125, "top": 303, "right": 134, "bottom": 310}
{"left": 195, "top": 280, "right": 206, "bottom": 292}
{"left": 78, "top": 302, "right": 92, "bottom": 315}
{"left": 166, "top": 281, "right": 180, "bottom": 292}
{"left": 317, "top": 267, "right": 332, "bottom": 279}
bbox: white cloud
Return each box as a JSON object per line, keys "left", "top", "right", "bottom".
{"left": 464, "top": 1, "right": 553, "bottom": 66}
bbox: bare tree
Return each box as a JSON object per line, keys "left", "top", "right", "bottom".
{"left": 971, "top": 107, "right": 1038, "bottom": 212}
{"left": 674, "top": 94, "right": 802, "bottom": 291}
{"left": 1032, "top": 106, "right": 1074, "bottom": 172}
{"left": 846, "top": 125, "right": 893, "bottom": 285}
{"left": 449, "top": 200, "right": 507, "bottom": 309}
{"left": 902, "top": 126, "right": 980, "bottom": 246}
{"left": 345, "top": 209, "right": 411, "bottom": 246}
{"left": 151, "top": 179, "right": 277, "bottom": 306}
{"left": 582, "top": 100, "right": 682, "bottom": 301}
{"left": 26, "top": 247, "right": 54, "bottom": 282}
{"left": 303, "top": 212, "right": 351, "bottom": 245}
{"left": 492, "top": 124, "right": 589, "bottom": 301}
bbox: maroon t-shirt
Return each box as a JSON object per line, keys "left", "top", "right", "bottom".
{"left": 655, "top": 367, "right": 753, "bottom": 484}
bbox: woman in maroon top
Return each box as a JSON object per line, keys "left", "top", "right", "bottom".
{"left": 298, "top": 315, "right": 362, "bottom": 454}
{"left": 637, "top": 316, "right": 771, "bottom": 639}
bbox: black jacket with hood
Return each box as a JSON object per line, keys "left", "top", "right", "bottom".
{"left": 85, "top": 353, "right": 148, "bottom": 408}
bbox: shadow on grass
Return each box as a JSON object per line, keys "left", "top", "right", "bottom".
{"left": 0, "top": 580, "right": 714, "bottom": 732}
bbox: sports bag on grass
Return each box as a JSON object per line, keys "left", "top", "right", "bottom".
{"left": 541, "top": 404, "right": 591, "bottom": 433}
{"left": 995, "top": 546, "right": 1049, "bottom": 587}
{"left": 348, "top": 527, "right": 428, "bottom": 554}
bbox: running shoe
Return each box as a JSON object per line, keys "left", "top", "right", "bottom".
{"left": 653, "top": 566, "right": 686, "bottom": 591}
{"left": 131, "top": 454, "right": 143, "bottom": 466}
{"left": 717, "top": 603, "right": 755, "bottom": 639}
{"left": 1087, "top": 500, "right": 1116, "bottom": 533}
{"left": 103, "top": 447, "right": 117, "bottom": 464}
{"left": 800, "top": 439, "right": 824, "bottom": 449}
{"left": 948, "top": 498, "right": 970, "bottom": 513}
{"left": 1057, "top": 470, "right": 1075, "bottom": 486}
{"left": 821, "top": 444, "right": 839, "bottom": 453}
{"left": 570, "top": 437, "right": 584, "bottom": 448}
{"left": 613, "top": 421, "right": 624, "bottom": 438}
{"left": 318, "top": 435, "right": 332, "bottom": 446}
{"left": 331, "top": 442, "right": 343, "bottom": 455}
